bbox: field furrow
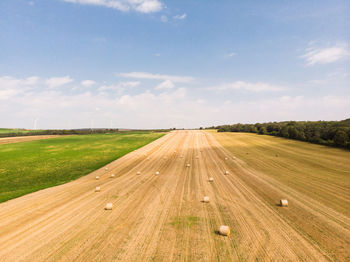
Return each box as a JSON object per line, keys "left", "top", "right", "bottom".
{"left": 0, "top": 130, "right": 349, "bottom": 261}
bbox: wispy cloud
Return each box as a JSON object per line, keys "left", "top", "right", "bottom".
{"left": 307, "top": 69, "right": 349, "bottom": 86}
{"left": 301, "top": 44, "right": 350, "bottom": 66}
{"left": 61, "top": 0, "right": 163, "bottom": 13}
{"left": 46, "top": 76, "right": 74, "bottom": 88}
{"left": 0, "top": 76, "right": 39, "bottom": 89}
{"left": 81, "top": 80, "right": 96, "bottom": 87}
{"left": 119, "top": 72, "right": 195, "bottom": 83}
{"left": 208, "top": 81, "right": 286, "bottom": 92}
{"left": 227, "top": 52, "right": 236, "bottom": 57}
{"left": 92, "top": 37, "right": 107, "bottom": 44}
{"left": 155, "top": 80, "right": 175, "bottom": 90}
{"left": 173, "top": 13, "right": 186, "bottom": 20}
{"left": 98, "top": 81, "right": 140, "bottom": 92}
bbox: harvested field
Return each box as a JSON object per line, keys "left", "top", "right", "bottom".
{"left": 0, "top": 135, "right": 62, "bottom": 145}
{"left": 0, "top": 130, "right": 349, "bottom": 261}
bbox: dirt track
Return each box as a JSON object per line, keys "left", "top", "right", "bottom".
{"left": 0, "top": 131, "right": 348, "bottom": 261}
{"left": 0, "top": 135, "right": 62, "bottom": 145}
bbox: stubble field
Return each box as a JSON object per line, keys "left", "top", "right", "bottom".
{"left": 0, "top": 130, "right": 349, "bottom": 261}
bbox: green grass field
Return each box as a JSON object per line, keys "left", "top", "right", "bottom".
{"left": 0, "top": 128, "right": 43, "bottom": 134}
{"left": 0, "top": 131, "right": 165, "bottom": 202}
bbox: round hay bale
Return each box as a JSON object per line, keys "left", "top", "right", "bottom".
{"left": 224, "top": 170, "right": 229, "bottom": 175}
{"left": 136, "top": 171, "right": 141, "bottom": 175}
{"left": 110, "top": 174, "right": 115, "bottom": 178}
{"left": 219, "top": 225, "right": 230, "bottom": 236}
{"left": 225, "top": 157, "right": 228, "bottom": 160}
{"left": 95, "top": 186, "right": 101, "bottom": 192}
{"left": 105, "top": 203, "right": 113, "bottom": 210}
{"left": 155, "top": 171, "right": 160, "bottom": 175}
{"left": 196, "top": 156, "right": 199, "bottom": 159}
{"left": 203, "top": 196, "right": 210, "bottom": 203}
{"left": 280, "top": 199, "right": 288, "bottom": 207}
{"left": 186, "top": 163, "right": 190, "bottom": 167}
{"left": 174, "top": 150, "right": 177, "bottom": 153}
{"left": 209, "top": 177, "right": 214, "bottom": 182}
{"left": 105, "top": 167, "right": 108, "bottom": 171}
{"left": 95, "top": 176, "right": 100, "bottom": 180}
{"left": 147, "top": 157, "right": 150, "bottom": 160}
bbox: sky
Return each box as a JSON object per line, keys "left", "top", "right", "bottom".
{"left": 0, "top": 0, "right": 349, "bottom": 129}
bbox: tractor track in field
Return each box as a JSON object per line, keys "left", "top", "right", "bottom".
{"left": 0, "top": 130, "right": 348, "bottom": 261}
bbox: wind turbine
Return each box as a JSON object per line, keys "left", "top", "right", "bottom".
{"left": 33, "top": 118, "right": 39, "bottom": 130}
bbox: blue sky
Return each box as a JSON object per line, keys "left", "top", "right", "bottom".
{"left": 0, "top": 0, "right": 349, "bottom": 129}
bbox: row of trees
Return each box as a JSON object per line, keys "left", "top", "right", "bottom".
{"left": 215, "top": 119, "right": 350, "bottom": 149}
{"left": 0, "top": 128, "right": 121, "bottom": 138}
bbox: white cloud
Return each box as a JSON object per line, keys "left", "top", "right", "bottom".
{"left": 62, "top": 0, "right": 163, "bottom": 13}
{"left": 1, "top": 75, "right": 349, "bottom": 129}
{"left": 227, "top": 52, "right": 236, "bottom": 57}
{"left": 46, "top": 76, "right": 74, "bottom": 88}
{"left": 116, "top": 87, "right": 186, "bottom": 110}
{"left": 0, "top": 76, "right": 40, "bottom": 100}
{"left": 173, "top": 13, "right": 186, "bottom": 20}
{"left": 208, "top": 81, "right": 286, "bottom": 92}
{"left": 0, "top": 75, "right": 39, "bottom": 88}
{"left": 153, "top": 53, "right": 161, "bottom": 57}
{"left": 120, "top": 72, "right": 195, "bottom": 83}
{"left": 155, "top": 80, "right": 175, "bottom": 90}
{"left": 134, "top": 0, "right": 163, "bottom": 13}
{"left": 301, "top": 44, "right": 350, "bottom": 66}
{"left": 307, "top": 69, "right": 349, "bottom": 86}
{"left": 25, "top": 76, "right": 40, "bottom": 85}
{"left": 81, "top": 80, "right": 96, "bottom": 87}
{"left": 161, "top": 15, "right": 168, "bottom": 22}
{"left": 98, "top": 81, "right": 140, "bottom": 93}
{"left": 0, "top": 89, "right": 20, "bottom": 100}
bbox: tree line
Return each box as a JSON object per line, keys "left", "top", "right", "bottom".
{"left": 215, "top": 119, "right": 350, "bottom": 149}
{"left": 0, "top": 128, "right": 122, "bottom": 138}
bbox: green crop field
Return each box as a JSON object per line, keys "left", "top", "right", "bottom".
{"left": 0, "top": 128, "right": 44, "bottom": 134}
{"left": 0, "top": 131, "right": 165, "bottom": 202}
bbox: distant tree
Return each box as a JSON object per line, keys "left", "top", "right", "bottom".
{"left": 266, "top": 124, "right": 274, "bottom": 133}
{"left": 297, "top": 131, "right": 306, "bottom": 141}
{"left": 288, "top": 126, "right": 298, "bottom": 139}
{"left": 258, "top": 126, "right": 267, "bottom": 135}
{"left": 249, "top": 125, "right": 258, "bottom": 133}
{"left": 279, "top": 126, "right": 289, "bottom": 138}
{"left": 272, "top": 123, "right": 281, "bottom": 132}
{"left": 334, "top": 130, "right": 348, "bottom": 147}
{"left": 212, "top": 119, "right": 350, "bottom": 149}
{"left": 255, "top": 123, "right": 262, "bottom": 130}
